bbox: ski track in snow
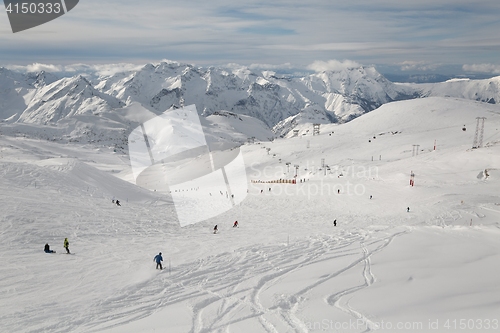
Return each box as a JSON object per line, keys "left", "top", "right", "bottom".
{"left": 325, "top": 231, "right": 407, "bottom": 332}
{"left": 1, "top": 214, "right": 392, "bottom": 333}
{"left": 47, "top": 229, "right": 406, "bottom": 333}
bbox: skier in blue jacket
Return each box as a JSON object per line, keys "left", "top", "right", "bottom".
{"left": 154, "top": 252, "right": 163, "bottom": 270}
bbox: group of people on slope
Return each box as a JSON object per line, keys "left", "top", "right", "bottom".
{"left": 44, "top": 238, "right": 70, "bottom": 254}
{"left": 153, "top": 220, "right": 240, "bottom": 271}
{"left": 213, "top": 220, "right": 239, "bottom": 234}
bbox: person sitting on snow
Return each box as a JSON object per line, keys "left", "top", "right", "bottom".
{"left": 44, "top": 243, "right": 55, "bottom": 253}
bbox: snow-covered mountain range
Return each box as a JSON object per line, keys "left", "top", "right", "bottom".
{"left": 1, "top": 61, "right": 500, "bottom": 144}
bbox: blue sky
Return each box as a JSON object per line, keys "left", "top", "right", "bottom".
{"left": 1, "top": 0, "right": 500, "bottom": 75}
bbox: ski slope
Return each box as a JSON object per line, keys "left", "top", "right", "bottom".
{"left": 1, "top": 97, "right": 500, "bottom": 333}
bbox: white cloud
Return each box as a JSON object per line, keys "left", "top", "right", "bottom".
{"left": 462, "top": 63, "right": 500, "bottom": 74}
{"left": 5, "top": 62, "right": 143, "bottom": 76}
{"left": 66, "top": 63, "right": 145, "bottom": 76}
{"left": 399, "top": 61, "right": 440, "bottom": 72}
{"left": 307, "top": 60, "right": 362, "bottom": 72}
{"left": 6, "top": 63, "right": 64, "bottom": 73}
{"left": 223, "top": 63, "right": 250, "bottom": 71}
{"left": 248, "top": 63, "right": 293, "bottom": 70}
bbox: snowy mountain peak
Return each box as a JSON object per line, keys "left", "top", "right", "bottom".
{"left": 17, "top": 75, "right": 124, "bottom": 124}
{"left": 25, "top": 70, "right": 59, "bottom": 88}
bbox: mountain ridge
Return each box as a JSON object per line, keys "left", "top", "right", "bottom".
{"left": 1, "top": 62, "right": 500, "bottom": 144}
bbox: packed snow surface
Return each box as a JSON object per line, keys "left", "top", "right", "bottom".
{"left": 1, "top": 97, "right": 500, "bottom": 333}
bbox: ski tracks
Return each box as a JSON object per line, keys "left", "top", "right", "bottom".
{"left": 326, "top": 230, "right": 408, "bottom": 332}
{"left": 80, "top": 229, "right": 409, "bottom": 333}
{"left": 185, "top": 229, "right": 407, "bottom": 333}
{"left": 430, "top": 210, "right": 463, "bottom": 227}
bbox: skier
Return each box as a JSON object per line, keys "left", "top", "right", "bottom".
{"left": 337, "top": 189, "right": 340, "bottom": 194}
{"left": 407, "top": 207, "right": 410, "bottom": 213}
{"left": 213, "top": 225, "right": 218, "bottom": 234}
{"left": 44, "top": 243, "right": 55, "bottom": 253}
{"left": 333, "top": 219, "right": 337, "bottom": 227}
{"left": 63, "top": 238, "right": 70, "bottom": 254}
{"left": 116, "top": 200, "right": 121, "bottom": 206}
{"left": 154, "top": 252, "right": 163, "bottom": 270}
{"left": 233, "top": 221, "right": 238, "bottom": 228}
{"left": 370, "top": 195, "right": 372, "bottom": 200}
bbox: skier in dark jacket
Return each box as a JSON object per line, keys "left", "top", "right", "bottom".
{"left": 213, "top": 225, "right": 218, "bottom": 234}
{"left": 154, "top": 252, "right": 163, "bottom": 270}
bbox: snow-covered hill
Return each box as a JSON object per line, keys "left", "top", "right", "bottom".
{"left": 1, "top": 97, "right": 500, "bottom": 333}
{"left": 422, "top": 76, "right": 500, "bottom": 104}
